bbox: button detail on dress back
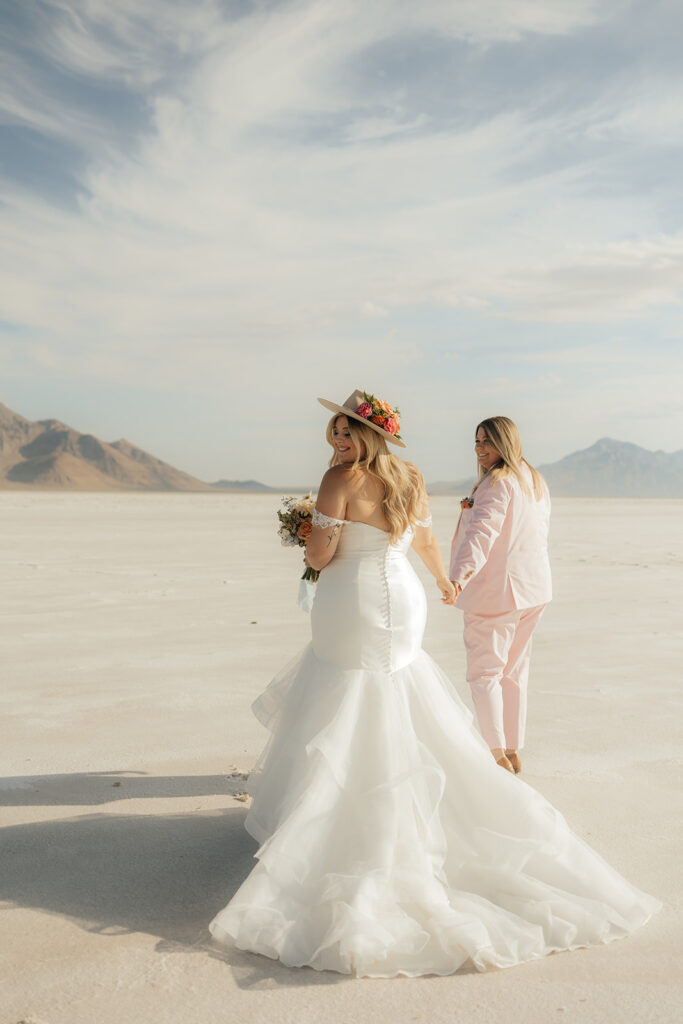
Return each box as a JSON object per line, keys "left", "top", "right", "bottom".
{"left": 379, "top": 540, "right": 393, "bottom": 673}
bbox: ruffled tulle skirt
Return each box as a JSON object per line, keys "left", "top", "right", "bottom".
{"left": 209, "top": 645, "right": 660, "bottom": 977}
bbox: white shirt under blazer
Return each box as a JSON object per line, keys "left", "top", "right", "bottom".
{"left": 450, "top": 466, "right": 552, "bottom": 615}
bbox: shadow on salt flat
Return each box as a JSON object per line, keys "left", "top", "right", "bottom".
{"left": 0, "top": 802, "right": 369, "bottom": 988}
{"left": 0, "top": 806, "right": 256, "bottom": 942}
{"left": 0, "top": 771, "right": 253, "bottom": 806}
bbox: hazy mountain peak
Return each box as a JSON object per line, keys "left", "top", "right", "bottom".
{"left": 36, "top": 417, "right": 71, "bottom": 429}
{"left": 212, "top": 479, "right": 278, "bottom": 492}
{"left": 589, "top": 437, "right": 643, "bottom": 452}
{"left": 429, "top": 438, "right": 683, "bottom": 497}
{"left": 0, "top": 401, "right": 29, "bottom": 422}
{"left": 538, "top": 438, "right": 683, "bottom": 497}
{"left": 0, "top": 401, "right": 213, "bottom": 492}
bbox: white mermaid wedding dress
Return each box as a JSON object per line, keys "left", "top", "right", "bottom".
{"left": 209, "top": 517, "right": 659, "bottom": 977}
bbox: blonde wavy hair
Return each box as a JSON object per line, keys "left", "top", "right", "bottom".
{"left": 326, "top": 415, "right": 427, "bottom": 542}
{"left": 473, "top": 416, "right": 545, "bottom": 500}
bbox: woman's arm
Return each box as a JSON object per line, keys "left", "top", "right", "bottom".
{"left": 412, "top": 524, "right": 457, "bottom": 604}
{"left": 304, "top": 469, "right": 348, "bottom": 572}
{"left": 449, "top": 478, "right": 510, "bottom": 588}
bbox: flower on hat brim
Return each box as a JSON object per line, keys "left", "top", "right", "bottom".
{"left": 360, "top": 391, "right": 402, "bottom": 440}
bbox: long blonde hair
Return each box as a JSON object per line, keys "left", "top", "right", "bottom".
{"left": 473, "top": 416, "right": 545, "bottom": 500}
{"left": 326, "top": 415, "right": 427, "bottom": 542}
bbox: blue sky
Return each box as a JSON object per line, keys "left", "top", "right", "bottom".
{"left": 1, "top": 0, "right": 682, "bottom": 484}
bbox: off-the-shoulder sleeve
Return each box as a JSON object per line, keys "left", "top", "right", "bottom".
{"left": 312, "top": 508, "right": 348, "bottom": 529}
{"left": 413, "top": 514, "right": 433, "bottom": 528}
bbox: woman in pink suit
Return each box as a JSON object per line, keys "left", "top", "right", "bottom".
{"left": 450, "top": 416, "right": 551, "bottom": 775}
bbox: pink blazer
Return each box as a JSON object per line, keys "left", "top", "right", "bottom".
{"left": 449, "top": 467, "right": 552, "bottom": 615}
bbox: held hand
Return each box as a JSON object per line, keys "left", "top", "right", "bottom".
{"left": 437, "top": 576, "right": 457, "bottom": 604}
{"left": 450, "top": 580, "right": 462, "bottom": 601}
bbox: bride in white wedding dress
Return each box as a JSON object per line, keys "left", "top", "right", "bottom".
{"left": 209, "top": 390, "right": 660, "bottom": 978}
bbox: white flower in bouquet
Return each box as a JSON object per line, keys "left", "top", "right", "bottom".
{"left": 276, "top": 493, "right": 320, "bottom": 584}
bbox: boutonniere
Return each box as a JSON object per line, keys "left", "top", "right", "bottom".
{"left": 460, "top": 496, "right": 474, "bottom": 509}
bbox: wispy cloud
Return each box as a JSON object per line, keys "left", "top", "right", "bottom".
{"left": 493, "top": 234, "right": 683, "bottom": 321}
{"left": 1, "top": 0, "right": 682, "bottom": 480}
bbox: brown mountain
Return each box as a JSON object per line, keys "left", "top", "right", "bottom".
{"left": 0, "top": 402, "right": 214, "bottom": 491}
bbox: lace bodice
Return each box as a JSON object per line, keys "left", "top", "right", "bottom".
{"left": 312, "top": 509, "right": 348, "bottom": 529}
{"left": 312, "top": 508, "right": 432, "bottom": 531}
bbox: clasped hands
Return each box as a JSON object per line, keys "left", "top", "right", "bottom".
{"left": 438, "top": 578, "right": 462, "bottom": 605}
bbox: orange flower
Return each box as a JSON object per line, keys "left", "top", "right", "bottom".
{"left": 298, "top": 521, "right": 313, "bottom": 540}
{"left": 378, "top": 400, "right": 393, "bottom": 415}
{"left": 384, "top": 416, "right": 400, "bottom": 434}
{"left": 371, "top": 414, "right": 386, "bottom": 426}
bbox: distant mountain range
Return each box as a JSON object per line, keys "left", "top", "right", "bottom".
{"left": 537, "top": 437, "right": 683, "bottom": 498}
{"left": 1, "top": 402, "right": 681, "bottom": 497}
{"left": 212, "top": 479, "right": 314, "bottom": 493}
{"left": 0, "top": 402, "right": 212, "bottom": 491}
{"left": 212, "top": 479, "right": 277, "bottom": 492}
{"left": 429, "top": 438, "right": 683, "bottom": 498}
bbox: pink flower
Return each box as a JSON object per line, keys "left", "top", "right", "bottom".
{"left": 356, "top": 402, "right": 372, "bottom": 418}
{"left": 384, "top": 416, "right": 400, "bottom": 434}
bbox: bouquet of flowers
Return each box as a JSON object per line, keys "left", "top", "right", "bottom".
{"left": 277, "top": 494, "right": 319, "bottom": 611}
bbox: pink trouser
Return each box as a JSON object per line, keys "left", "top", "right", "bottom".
{"left": 462, "top": 604, "right": 546, "bottom": 751}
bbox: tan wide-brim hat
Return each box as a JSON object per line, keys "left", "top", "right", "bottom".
{"left": 318, "top": 389, "right": 407, "bottom": 448}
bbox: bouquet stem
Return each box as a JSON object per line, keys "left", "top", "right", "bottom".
{"left": 301, "top": 566, "right": 320, "bottom": 583}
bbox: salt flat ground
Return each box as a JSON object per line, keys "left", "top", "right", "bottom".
{"left": 0, "top": 493, "right": 680, "bottom": 1024}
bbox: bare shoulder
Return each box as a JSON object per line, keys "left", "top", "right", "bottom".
{"left": 315, "top": 465, "right": 353, "bottom": 519}
{"left": 318, "top": 465, "right": 353, "bottom": 496}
